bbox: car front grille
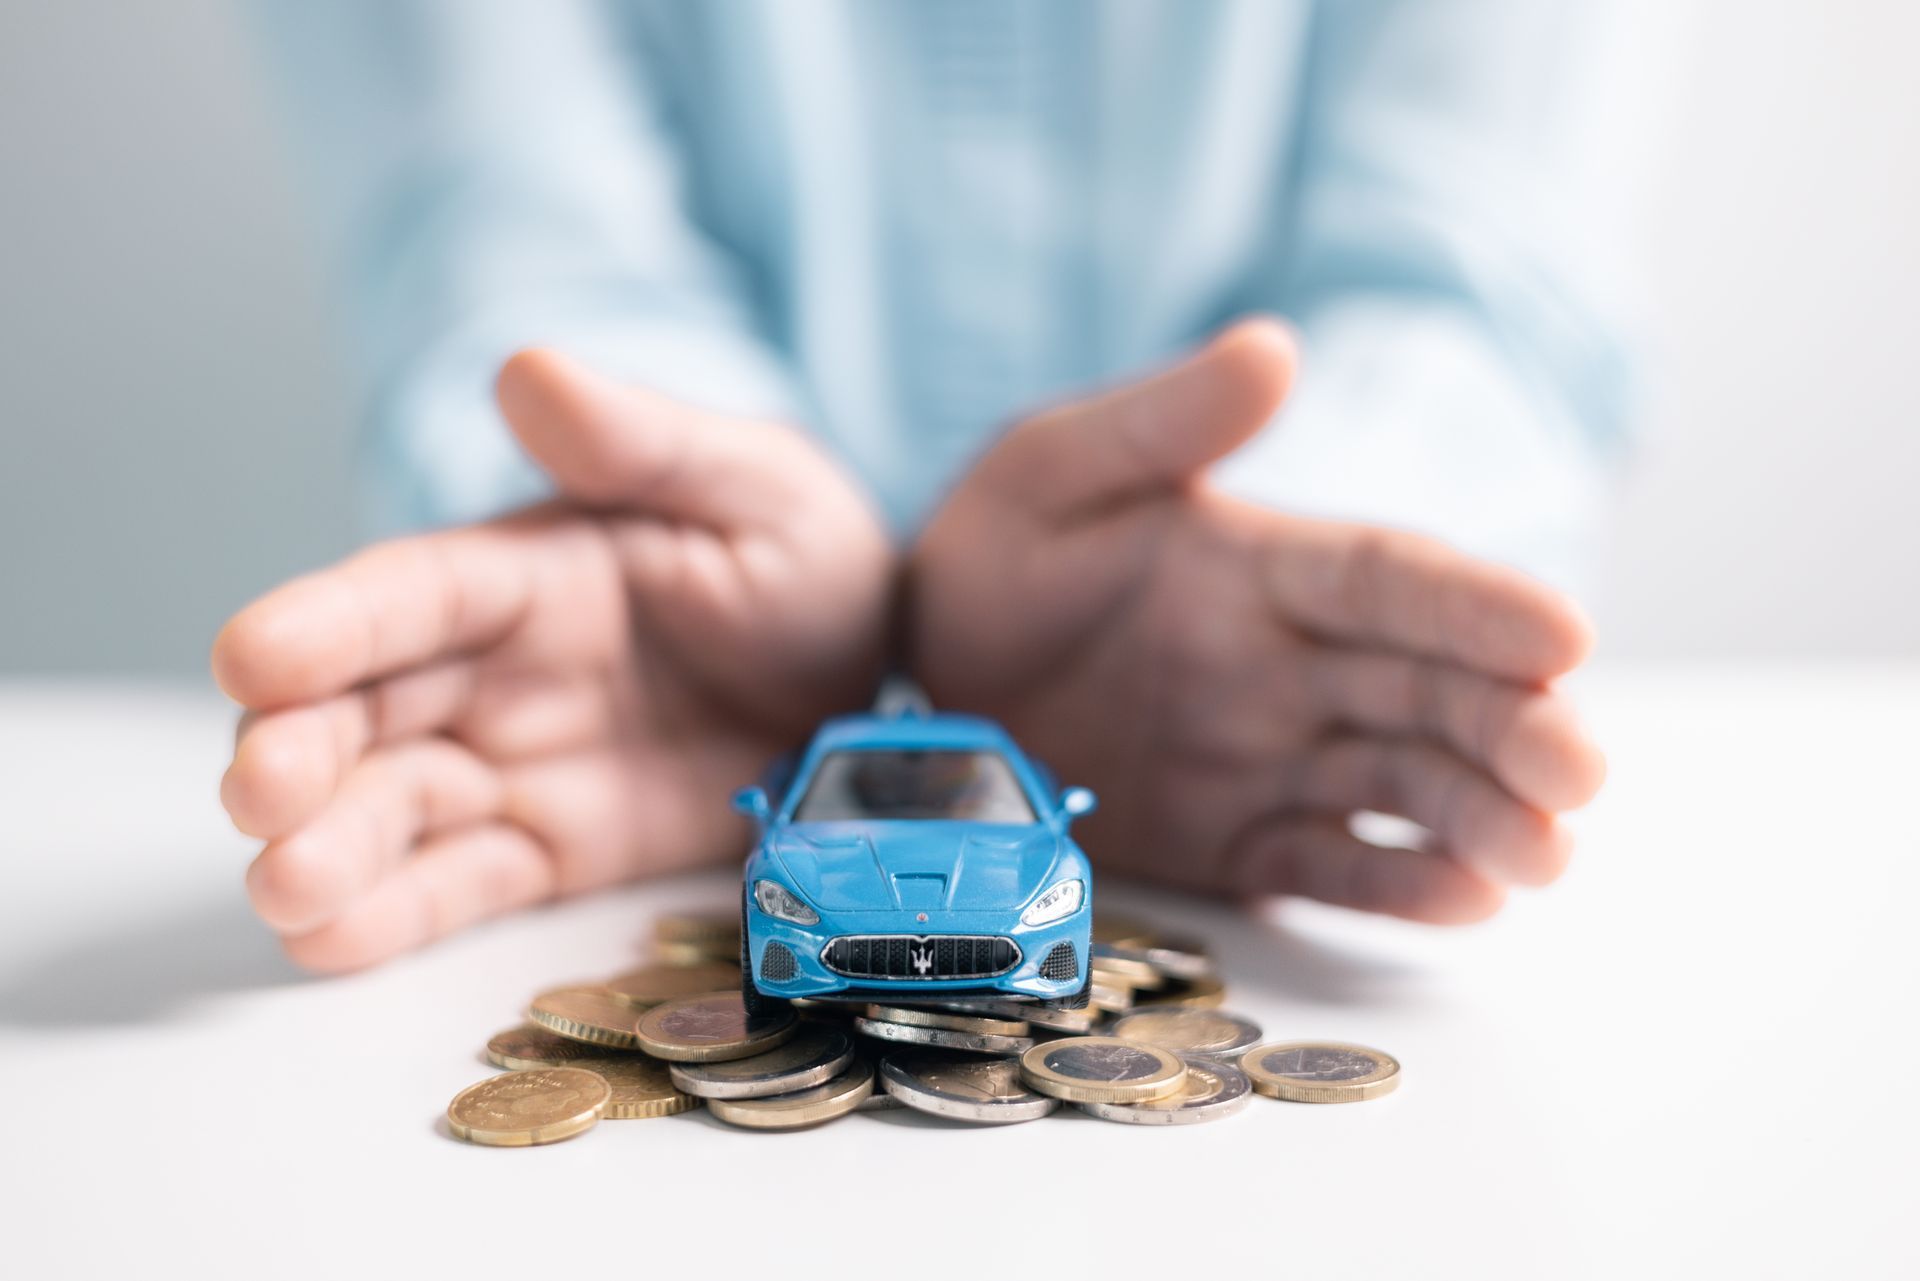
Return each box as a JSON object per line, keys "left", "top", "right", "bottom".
{"left": 759, "top": 941, "right": 797, "bottom": 982}
{"left": 1038, "top": 942, "right": 1079, "bottom": 982}
{"left": 821, "top": 935, "right": 1020, "bottom": 981}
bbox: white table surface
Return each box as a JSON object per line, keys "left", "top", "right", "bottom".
{"left": 1, "top": 664, "right": 1914, "bottom": 1279}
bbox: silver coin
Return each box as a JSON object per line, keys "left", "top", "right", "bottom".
{"left": 667, "top": 1023, "right": 854, "bottom": 1099}
{"left": 1107, "top": 1008, "right": 1262, "bottom": 1059}
{"left": 879, "top": 1052, "right": 1061, "bottom": 1124}
{"left": 1076, "top": 1055, "right": 1252, "bottom": 1125}
{"left": 853, "top": 1016, "right": 1034, "bottom": 1056}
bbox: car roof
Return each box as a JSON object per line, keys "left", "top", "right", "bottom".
{"left": 806, "top": 710, "right": 1018, "bottom": 754}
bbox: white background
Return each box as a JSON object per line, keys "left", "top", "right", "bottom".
{"left": 2, "top": 0, "right": 1917, "bottom": 675}
{"left": 2, "top": 669, "right": 1913, "bottom": 1278}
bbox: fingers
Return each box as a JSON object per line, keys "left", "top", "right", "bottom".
{"left": 280, "top": 823, "right": 555, "bottom": 974}
{"left": 245, "top": 739, "right": 504, "bottom": 935}
{"left": 1227, "top": 814, "right": 1506, "bottom": 924}
{"left": 212, "top": 521, "right": 544, "bottom": 710}
{"left": 497, "top": 347, "right": 806, "bottom": 529}
{"left": 1302, "top": 650, "right": 1606, "bottom": 812}
{"left": 1259, "top": 516, "right": 1594, "bottom": 683}
{"left": 221, "top": 661, "right": 475, "bottom": 838}
{"left": 1290, "top": 736, "right": 1574, "bottom": 887}
{"left": 983, "top": 317, "right": 1297, "bottom": 521}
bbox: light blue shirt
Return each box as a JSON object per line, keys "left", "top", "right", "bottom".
{"left": 255, "top": 0, "right": 1629, "bottom": 586}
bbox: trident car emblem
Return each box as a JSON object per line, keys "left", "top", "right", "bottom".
{"left": 911, "top": 945, "right": 933, "bottom": 975}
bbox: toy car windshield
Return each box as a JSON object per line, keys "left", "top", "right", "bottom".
{"left": 791, "top": 748, "right": 1036, "bottom": 823}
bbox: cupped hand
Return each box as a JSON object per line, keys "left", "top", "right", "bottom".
{"left": 214, "top": 352, "right": 892, "bottom": 971}
{"left": 908, "top": 319, "right": 1605, "bottom": 923}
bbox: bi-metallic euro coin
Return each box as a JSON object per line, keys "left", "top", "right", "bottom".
{"left": 1239, "top": 1041, "right": 1401, "bottom": 1103}
{"left": 918, "top": 997, "right": 1098, "bottom": 1033}
{"left": 1108, "top": 1008, "right": 1262, "bottom": 1060}
{"left": 1017, "top": 1037, "right": 1186, "bottom": 1104}
{"left": 706, "top": 1059, "right": 875, "bottom": 1131}
{"left": 880, "top": 1053, "right": 1061, "bottom": 1124}
{"left": 1076, "top": 1054, "right": 1251, "bottom": 1125}
{"left": 853, "top": 1016, "right": 1034, "bottom": 1056}
{"left": 668, "top": 1023, "right": 855, "bottom": 1099}
{"left": 633, "top": 992, "right": 797, "bottom": 1062}
{"left": 864, "top": 1002, "right": 1030, "bottom": 1037}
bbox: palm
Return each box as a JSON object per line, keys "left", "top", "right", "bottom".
{"left": 216, "top": 351, "right": 889, "bottom": 970}
{"left": 912, "top": 321, "right": 1605, "bottom": 922}
{"left": 432, "top": 504, "right": 881, "bottom": 889}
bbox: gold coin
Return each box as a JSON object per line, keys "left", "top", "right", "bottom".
{"left": 706, "top": 1059, "right": 875, "bottom": 1131}
{"left": 1090, "top": 982, "right": 1135, "bottom": 1013}
{"left": 864, "top": 1003, "right": 1030, "bottom": 1037}
{"left": 654, "top": 912, "right": 741, "bottom": 946}
{"left": 603, "top": 962, "right": 743, "bottom": 1009}
{"left": 484, "top": 1024, "right": 597, "bottom": 1071}
{"left": 1108, "top": 1008, "right": 1262, "bottom": 1059}
{"left": 633, "top": 991, "right": 798, "bottom": 1062}
{"left": 528, "top": 987, "right": 645, "bottom": 1048}
{"left": 1091, "top": 912, "right": 1156, "bottom": 949}
{"left": 572, "top": 1057, "right": 700, "bottom": 1119}
{"left": 446, "top": 1068, "right": 610, "bottom": 1147}
{"left": 1240, "top": 1041, "right": 1401, "bottom": 1103}
{"left": 1138, "top": 973, "right": 1226, "bottom": 1008}
{"left": 1017, "top": 1037, "right": 1185, "bottom": 1104}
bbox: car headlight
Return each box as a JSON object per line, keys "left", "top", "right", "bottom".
{"left": 1021, "top": 878, "right": 1084, "bottom": 927}
{"left": 754, "top": 879, "right": 819, "bottom": 926}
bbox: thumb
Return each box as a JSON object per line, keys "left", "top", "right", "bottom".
{"left": 495, "top": 347, "right": 786, "bottom": 528}
{"left": 988, "top": 316, "right": 1298, "bottom": 519}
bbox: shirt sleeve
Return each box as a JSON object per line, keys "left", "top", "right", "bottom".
{"left": 1211, "top": 0, "right": 1636, "bottom": 593}
{"left": 247, "top": 0, "right": 803, "bottom": 532}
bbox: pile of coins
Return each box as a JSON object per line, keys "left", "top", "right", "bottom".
{"left": 446, "top": 911, "right": 1401, "bottom": 1146}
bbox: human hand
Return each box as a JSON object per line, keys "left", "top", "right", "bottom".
{"left": 908, "top": 319, "right": 1605, "bottom": 923}
{"left": 214, "top": 352, "right": 892, "bottom": 970}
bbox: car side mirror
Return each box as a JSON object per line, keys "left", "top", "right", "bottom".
{"left": 732, "top": 785, "right": 772, "bottom": 824}
{"left": 1059, "top": 786, "right": 1097, "bottom": 822}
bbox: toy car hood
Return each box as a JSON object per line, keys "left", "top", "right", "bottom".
{"left": 764, "top": 822, "right": 1066, "bottom": 913}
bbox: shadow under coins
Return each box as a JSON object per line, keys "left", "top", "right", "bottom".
{"left": 0, "top": 885, "right": 303, "bottom": 1027}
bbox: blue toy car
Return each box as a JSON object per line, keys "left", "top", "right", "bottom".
{"left": 734, "top": 709, "right": 1096, "bottom": 1015}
